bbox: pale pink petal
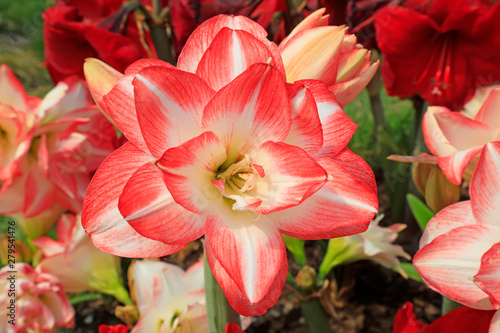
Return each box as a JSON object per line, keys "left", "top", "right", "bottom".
{"left": 249, "top": 141, "right": 327, "bottom": 214}
{"left": 177, "top": 15, "right": 268, "bottom": 73}
{"left": 82, "top": 142, "right": 184, "bottom": 258}
{"left": 432, "top": 109, "right": 499, "bottom": 151}
{"left": 278, "top": 8, "right": 327, "bottom": 50}
{"left": 271, "top": 157, "right": 377, "bottom": 239}
{"left": 280, "top": 26, "right": 345, "bottom": 84}
{"left": 183, "top": 260, "right": 205, "bottom": 292}
{"left": 202, "top": 63, "right": 291, "bottom": 163}
{"left": 205, "top": 214, "right": 287, "bottom": 316}
{"left": 420, "top": 201, "right": 477, "bottom": 248}
{"left": 329, "top": 61, "right": 378, "bottom": 107}
{"left": 118, "top": 162, "right": 206, "bottom": 244}
{"left": 157, "top": 131, "right": 226, "bottom": 214}
{"left": 423, "top": 107, "right": 459, "bottom": 157}
{"left": 474, "top": 242, "right": 500, "bottom": 308}
{"left": 299, "top": 80, "right": 357, "bottom": 156}
{"left": 0, "top": 65, "right": 27, "bottom": 111}
{"left": 41, "top": 290, "right": 75, "bottom": 327}
{"left": 31, "top": 236, "right": 64, "bottom": 257}
{"left": 24, "top": 165, "right": 57, "bottom": 218}
{"left": 437, "top": 146, "right": 484, "bottom": 185}
{"left": 474, "top": 87, "right": 500, "bottom": 129}
{"left": 132, "top": 66, "right": 215, "bottom": 159}
{"left": 414, "top": 225, "right": 500, "bottom": 309}
{"left": 103, "top": 59, "right": 174, "bottom": 155}
{"left": 470, "top": 142, "right": 500, "bottom": 227}
{"left": 284, "top": 83, "right": 324, "bottom": 155}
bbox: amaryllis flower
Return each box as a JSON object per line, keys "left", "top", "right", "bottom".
{"left": 0, "top": 263, "right": 74, "bottom": 332}
{"left": 82, "top": 14, "right": 378, "bottom": 315}
{"left": 99, "top": 324, "right": 129, "bottom": 333}
{"left": 0, "top": 65, "right": 118, "bottom": 239}
{"left": 375, "top": 0, "right": 500, "bottom": 109}
{"left": 278, "top": 9, "right": 379, "bottom": 106}
{"left": 393, "top": 302, "right": 496, "bottom": 333}
{"left": 413, "top": 143, "right": 500, "bottom": 316}
{"left": 33, "top": 213, "right": 131, "bottom": 304}
{"left": 422, "top": 86, "right": 500, "bottom": 185}
{"left": 43, "top": 0, "right": 152, "bottom": 83}
{"left": 320, "top": 215, "right": 410, "bottom": 279}
{"left": 129, "top": 260, "right": 207, "bottom": 332}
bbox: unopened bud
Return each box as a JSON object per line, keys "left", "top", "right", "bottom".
{"left": 412, "top": 155, "right": 435, "bottom": 196}
{"left": 425, "top": 166, "right": 461, "bottom": 212}
{"left": 295, "top": 265, "right": 317, "bottom": 292}
{"left": 115, "top": 305, "right": 139, "bottom": 327}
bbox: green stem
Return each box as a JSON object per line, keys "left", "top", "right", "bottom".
{"left": 149, "top": 22, "right": 174, "bottom": 64}
{"left": 300, "top": 299, "right": 332, "bottom": 333}
{"left": 441, "top": 297, "right": 462, "bottom": 315}
{"left": 204, "top": 246, "right": 241, "bottom": 333}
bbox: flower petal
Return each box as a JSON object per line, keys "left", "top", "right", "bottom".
{"left": 157, "top": 131, "right": 226, "bottom": 214}
{"left": 329, "top": 61, "right": 378, "bottom": 107}
{"left": 437, "top": 146, "right": 483, "bottom": 185}
{"left": 202, "top": 63, "right": 291, "bottom": 164}
{"left": 271, "top": 157, "right": 377, "bottom": 239}
{"left": 0, "top": 64, "right": 27, "bottom": 111}
{"left": 205, "top": 209, "right": 287, "bottom": 315}
{"left": 299, "top": 80, "right": 357, "bottom": 157}
{"left": 118, "top": 163, "right": 206, "bottom": 245}
{"left": 470, "top": 142, "right": 500, "bottom": 227}
{"left": 133, "top": 66, "right": 215, "bottom": 159}
{"left": 414, "top": 225, "right": 499, "bottom": 309}
{"left": 177, "top": 15, "right": 268, "bottom": 73}
{"left": 474, "top": 87, "right": 500, "bottom": 129}
{"left": 420, "top": 201, "right": 477, "bottom": 248}
{"left": 195, "top": 28, "right": 284, "bottom": 91}
{"left": 103, "top": 59, "right": 174, "bottom": 154}
{"left": 284, "top": 83, "right": 324, "bottom": 155}
{"left": 82, "top": 143, "right": 184, "bottom": 257}
{"left": 249, "top": 141, "right": 327, "bottom": 214}
{"left": 423, "top": 107, "right": 459, "bottom": 157}
{"left": 474, "top": 242, "right": 500, "bottom": 308}
{"left": 327, "top": 147, "right": 377, "bottom": 193}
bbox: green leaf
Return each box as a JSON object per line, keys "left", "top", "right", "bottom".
{"left": 282, "top": 235, "right": 306, "bottom": 268}
{"left": 397, "top": 263, "right": 423, "bottom": 282}
{"left": 69, "top": 292, "right": 103, "bottom": 305}
{"left": 407, "top": 194, "right": 435, "bottom": 231}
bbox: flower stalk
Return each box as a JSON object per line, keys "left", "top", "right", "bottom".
{"left": 204, "top": 245, "right": 241, "bottom": 333}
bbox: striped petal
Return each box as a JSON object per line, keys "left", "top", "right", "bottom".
{"left": 103, "top": 59, "right": 174, "bottom": 155}
{"left": 177, "top": 15, "right": 268, "bottom": 74}
{"left": 271, "top": 157, "right": 378, "bottom": 239}
{"left": 474, "top": 87, "right": 500, "bottom": 129}
{"left": 205, "top": 207, "right": 287, "bottom": 315}
{"left": 201, "top": 63, "right": 291, "bottom": 164}
{"left": 470, "top": 142, "right": 500, "bottom": 227}
{"left": 82, "top": 143, "right": 185, "bottom": 258}
{"left": 437, "top": 146, "right": 483, "bottom": 185}
{"left": 0, "top": 64, "right": 28, "bottom": 111}
{"left": 475, "top": 242, "right": 500, "bottom": 308}
{"left": 414, "top": 225, "right": 499, "bottom": 309}
{"left": 157, "top": 131, "right": 226, "bottom": 214}
{"left": 249, "top": 141, "right": 327, "bottom": 214}
{"left": 132, "top": 66, "right": 215, "bottom": 159}
{"left": 118, "top": 163, "right": 206, "bottom": 245}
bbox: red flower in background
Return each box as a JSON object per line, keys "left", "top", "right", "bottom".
{"left": 393, "top": 302, "right": 496, "bottom": 333}
{"left": 43, "top": 0, "right": 153, "bottom": 83}
{"left": 375, "top": 0, "right": 500, "bottom": 109}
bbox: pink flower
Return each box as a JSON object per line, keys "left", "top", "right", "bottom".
{"left": 0, "top": 263, "right": 74, "bottom": 332}
{"left": 82, "top": 15, "right": 378, "bottom": 315}
{"left": 33, "top": 214, "right": 130, "bottom": 304}
{"left": 414, "top": 142, "right": 500, "bottom": 315}
{"left": 278, "top": 9, "right": 379, "bottom": 106}
{"left": 0, "top": 65, "right": 118, "bottom": 239}
{"left": 422, "top": 86, "right": 500, "bottom": 185}
{"left": 130, "top": 260, "right": 207, "bottom": 332}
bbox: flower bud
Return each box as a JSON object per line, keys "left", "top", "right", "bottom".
{"left": 295, "top": 265, "right": 317, "bottom": 292}
{"left": 425, "top": 166, "right": 461, "bottom": 212}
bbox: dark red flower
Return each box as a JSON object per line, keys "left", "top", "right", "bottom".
{"left": 393, "top": 302, "right": 495, "bottom": 333}
{"left": 98, "top": 324, "right": 129, "bottom": 333}
{"left": 43, "top": 0, "right": 151, "bottom": 83}
{"left": 375, "top": 0, "right": 500, "bottom": 109}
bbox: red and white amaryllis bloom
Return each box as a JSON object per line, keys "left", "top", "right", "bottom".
{"left": 82, "top": 14, "right": 378, "bottom": 315}
{"left": 0, "top": 65, "right": 118, "bottom": 239}
{"left": 414, "top": 142, "right": 500, "bottom": 332}
{"left": 423, "top": 86, "right": 500, "bottom": 185}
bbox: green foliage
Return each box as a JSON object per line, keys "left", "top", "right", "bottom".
{"left": 282, "top": 235, "right": 306, "bottom": 268}
{"left": 397, "top": 263, "right": 423, "bottom": 283}
{"left": 344, "top": 89, "right": 414, "bottom": 167}
{"left": 407, "top": 194, "right": 435, "bottom": 231}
